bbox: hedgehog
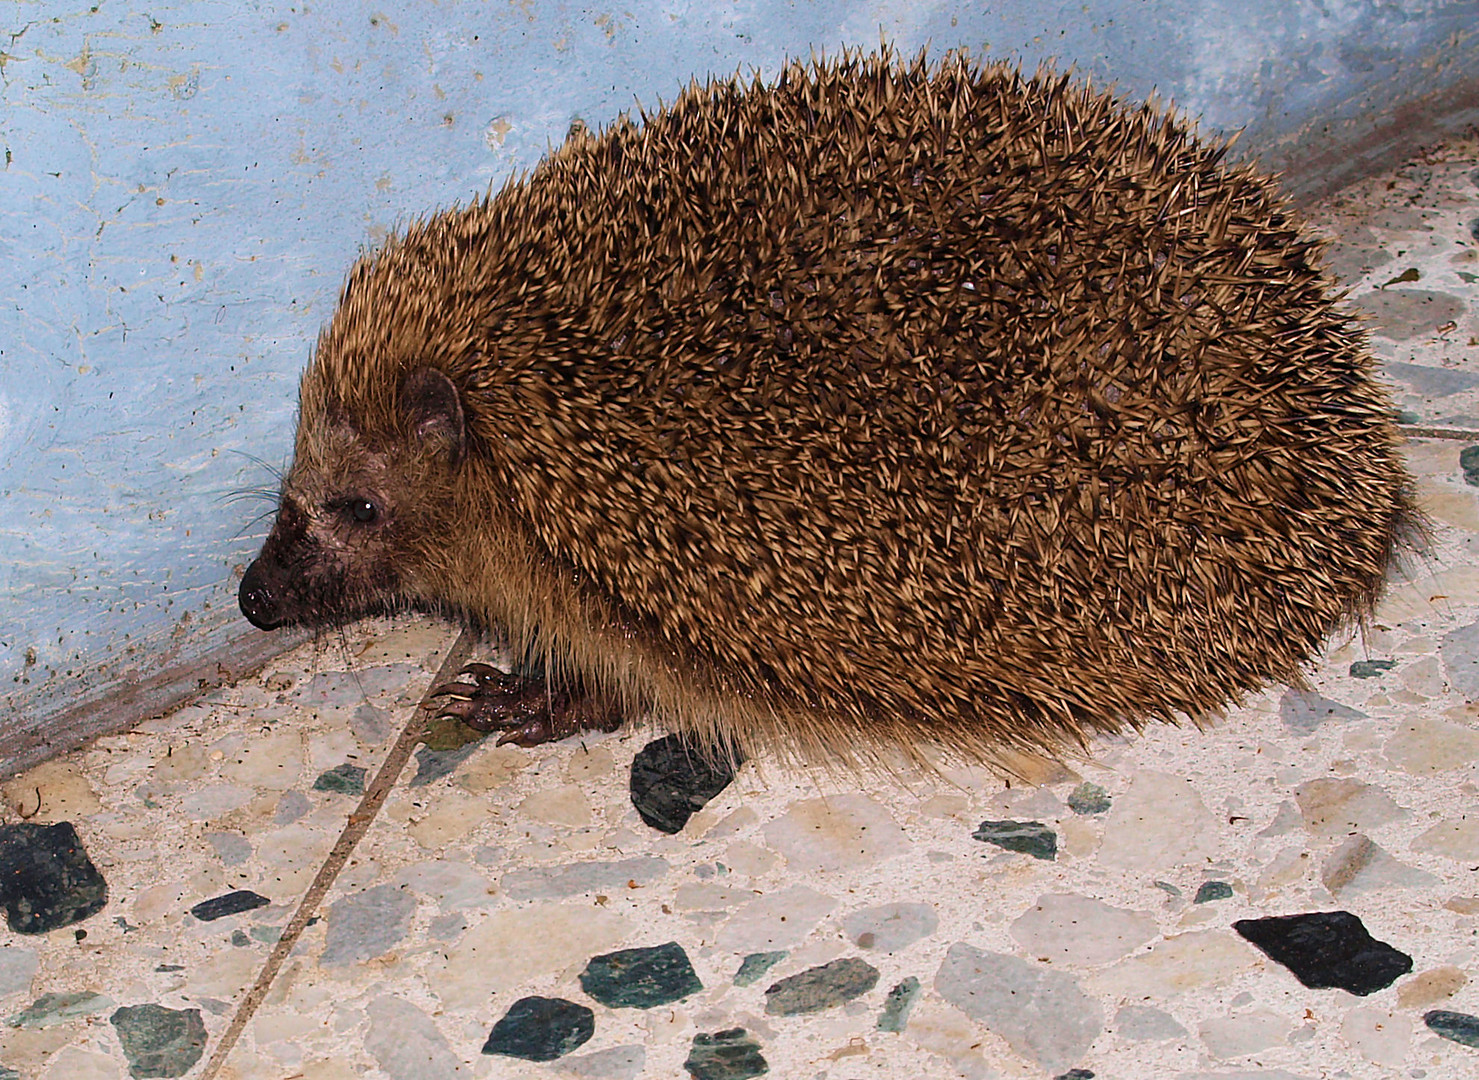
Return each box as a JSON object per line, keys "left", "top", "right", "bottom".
{"left": 237, "top": 48, "right": 1420, "bottom": 768}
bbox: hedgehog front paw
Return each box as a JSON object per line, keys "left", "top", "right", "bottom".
{"left": 428, "top": 663, "right": 621, "bottom": 746}
{"left": 428, "top": 662, "right": 549, "bottom": 742}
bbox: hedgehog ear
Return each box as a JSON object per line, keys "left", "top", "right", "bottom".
{"left": 401, "top": 368, "right": 466, "bottom": 466}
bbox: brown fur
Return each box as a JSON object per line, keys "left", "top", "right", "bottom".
{"left": 245, "top": 49, "right": 1421, "bottom": 766}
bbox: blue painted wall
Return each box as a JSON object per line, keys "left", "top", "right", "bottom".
{"left": 2, "top": 0, "right": 1477, "bottom": 755}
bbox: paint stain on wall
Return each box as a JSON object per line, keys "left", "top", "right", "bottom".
{"left": 485, "top": 117, "right": 513, "bottom": 149}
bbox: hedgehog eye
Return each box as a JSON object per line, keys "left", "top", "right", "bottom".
{"left": 346, "top": 498, "right": 379, "bottom": 524}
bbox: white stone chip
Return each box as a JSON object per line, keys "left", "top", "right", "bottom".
{"left": 1097, "top": 770, "right": 1215, "bottom": 872}
{"left": 935, "top": 942, "right": 1103, "bottom": 1073}
{"left": 1341, "top": 1006, "right": 1413, "bottom": 1066}
{"left": 762, "top": 793, "right": 910, "bottom": 873}
{"left": 715, "top": 885, "right": 838, "bottom": 952}
{"left": 1294, "top": 777, "right": 1408, "bottom": 837}
{"left": 1085, "top": 930, "right": 1259, "bottom": 999}
{"left": 1383, "top": 716, "right": 1479, "bottom": 773}
{"left": 1199, "top": 1009, "right": 1292, "bottom": 1059}
{"left": 365, "top": 995, "right": 460, "bottom": 1080}
{"left": 1010, "top": 893, "right": 1157, "bottom": 967}
{"left": 1411, "top": 816, "right": 1479, "bottom": 860}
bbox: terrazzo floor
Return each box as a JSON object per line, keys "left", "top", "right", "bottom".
{"left": 5, "top": 138, "right": 1479, "bottom": 1080}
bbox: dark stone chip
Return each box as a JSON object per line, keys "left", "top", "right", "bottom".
{"left": 1461, "top": 445, "right": 1479, "bottom": 487}
{"left": 684, "top": 1027, "right": 768, "bottom": 1080}
{"left": 764, "top": 956, "right": 880, "bottom": 1015}
{"left": 110, "top": 1004, "right": 207, "bottom": 1079}
{"left": 1233, "top": 911, "right": 1412, "bottom": 996}
{"left": 0, "top": 822, "right": 108, "bottom": 934}
{"left": 1425, "top": 1008, "right": 1479, "bottom": 1049}
{"left": 481, "top": 996, "right": 594, "bottom": 1062}
{"left": 9, "top": 991, "right": 111, "bottom": 1028}
{"left": 876, "top": 976, "right": 921, "bottom": 1032}
{"left": 410, "top": 741, "right": 482, "bottom": 786}
{"left": 629, "top": 735, "right": 741, "bottom": 834}
{"left": 1193, "top": 881, "right": 1233, "bottom": 904}
{"left": 733, "top": 950, "right": 788, "bottom": 987}
{"left": 1054, "top": 1071, "right": 1095, "bottom": 1080}
{"left": 312, "top": 763, "right": 368, "bottom": 794}
{"left": 1349, "top": 659, "right": 1398, "bottom": 678}
{"left": 189, "top": 890, "right": 270, "bottom": 922}
{"left": 580, "top": 941, "right": 703, "bottom": 1008}
{"left": 972, "top": 819, "right": 1057, "bottom": 860}
{"left": 1066, "top": 782, "right": 1111, "bottom": 815}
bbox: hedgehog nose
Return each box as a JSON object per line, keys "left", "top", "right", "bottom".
{"left": 238, "top": 559, "right": 285, "bottom": 630}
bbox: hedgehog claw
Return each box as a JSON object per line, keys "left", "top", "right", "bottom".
{"left": 429, "top": 662, "right": 521, "bottom": 705}
{"left": 495, "top": 718, "right": 563, "bottom": 748}
{"left": 428, "top": 676, "right": 548, "bottom": 733}
{"left": 430, "top": 662, "right": 515, "bottom": 699}
{"left": 459, "top": 662, "right": 508, "bottom": 686}
{"left": 425, "top": 664, "right": 622, "bottom": 745}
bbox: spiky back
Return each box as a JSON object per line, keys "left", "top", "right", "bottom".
{"left": 311, "top": 50, "right": 1416, "bottom": 755}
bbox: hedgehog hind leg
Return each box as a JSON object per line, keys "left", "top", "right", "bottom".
{"left": 429, "top": 662, "right": 623, "bottom": 746}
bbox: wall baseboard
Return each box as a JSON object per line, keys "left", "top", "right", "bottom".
{"left": 0, "top": 627, "right": 310, "bottom": 782}
{"left": 1270, "top": 74, "right": 1479, "bottom": 207}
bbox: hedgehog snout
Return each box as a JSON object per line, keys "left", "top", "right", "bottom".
{"left": 238, "top": 556, "right": 288, "bottom": 630}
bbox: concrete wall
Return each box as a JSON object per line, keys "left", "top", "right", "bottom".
{"left": 3, "top": 0, "right": 1477, "bottom": 773}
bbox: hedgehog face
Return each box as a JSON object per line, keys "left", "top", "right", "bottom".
{"left": 239, "top": 368, "right": 467, "bottom": 630}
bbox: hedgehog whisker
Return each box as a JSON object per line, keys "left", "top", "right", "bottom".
{"left": 219, "top": 489, "right": 282, "bottom": 506}
{"left": 230, "top": 510, "right": 279, "bottom": 541}
{"left": 224, "top": 449, "right": 288, "bottom": 486}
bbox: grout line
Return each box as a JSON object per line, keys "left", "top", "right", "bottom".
{"left": 1398, "top": 424, "right": 1479, "bottom": 441}
{"left": 197, "top": 627, "right": 476, "bottom": 1080}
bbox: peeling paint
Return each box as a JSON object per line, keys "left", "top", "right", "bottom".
{"left": 483, "top": 116, "right": 512, "bottom": 149}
